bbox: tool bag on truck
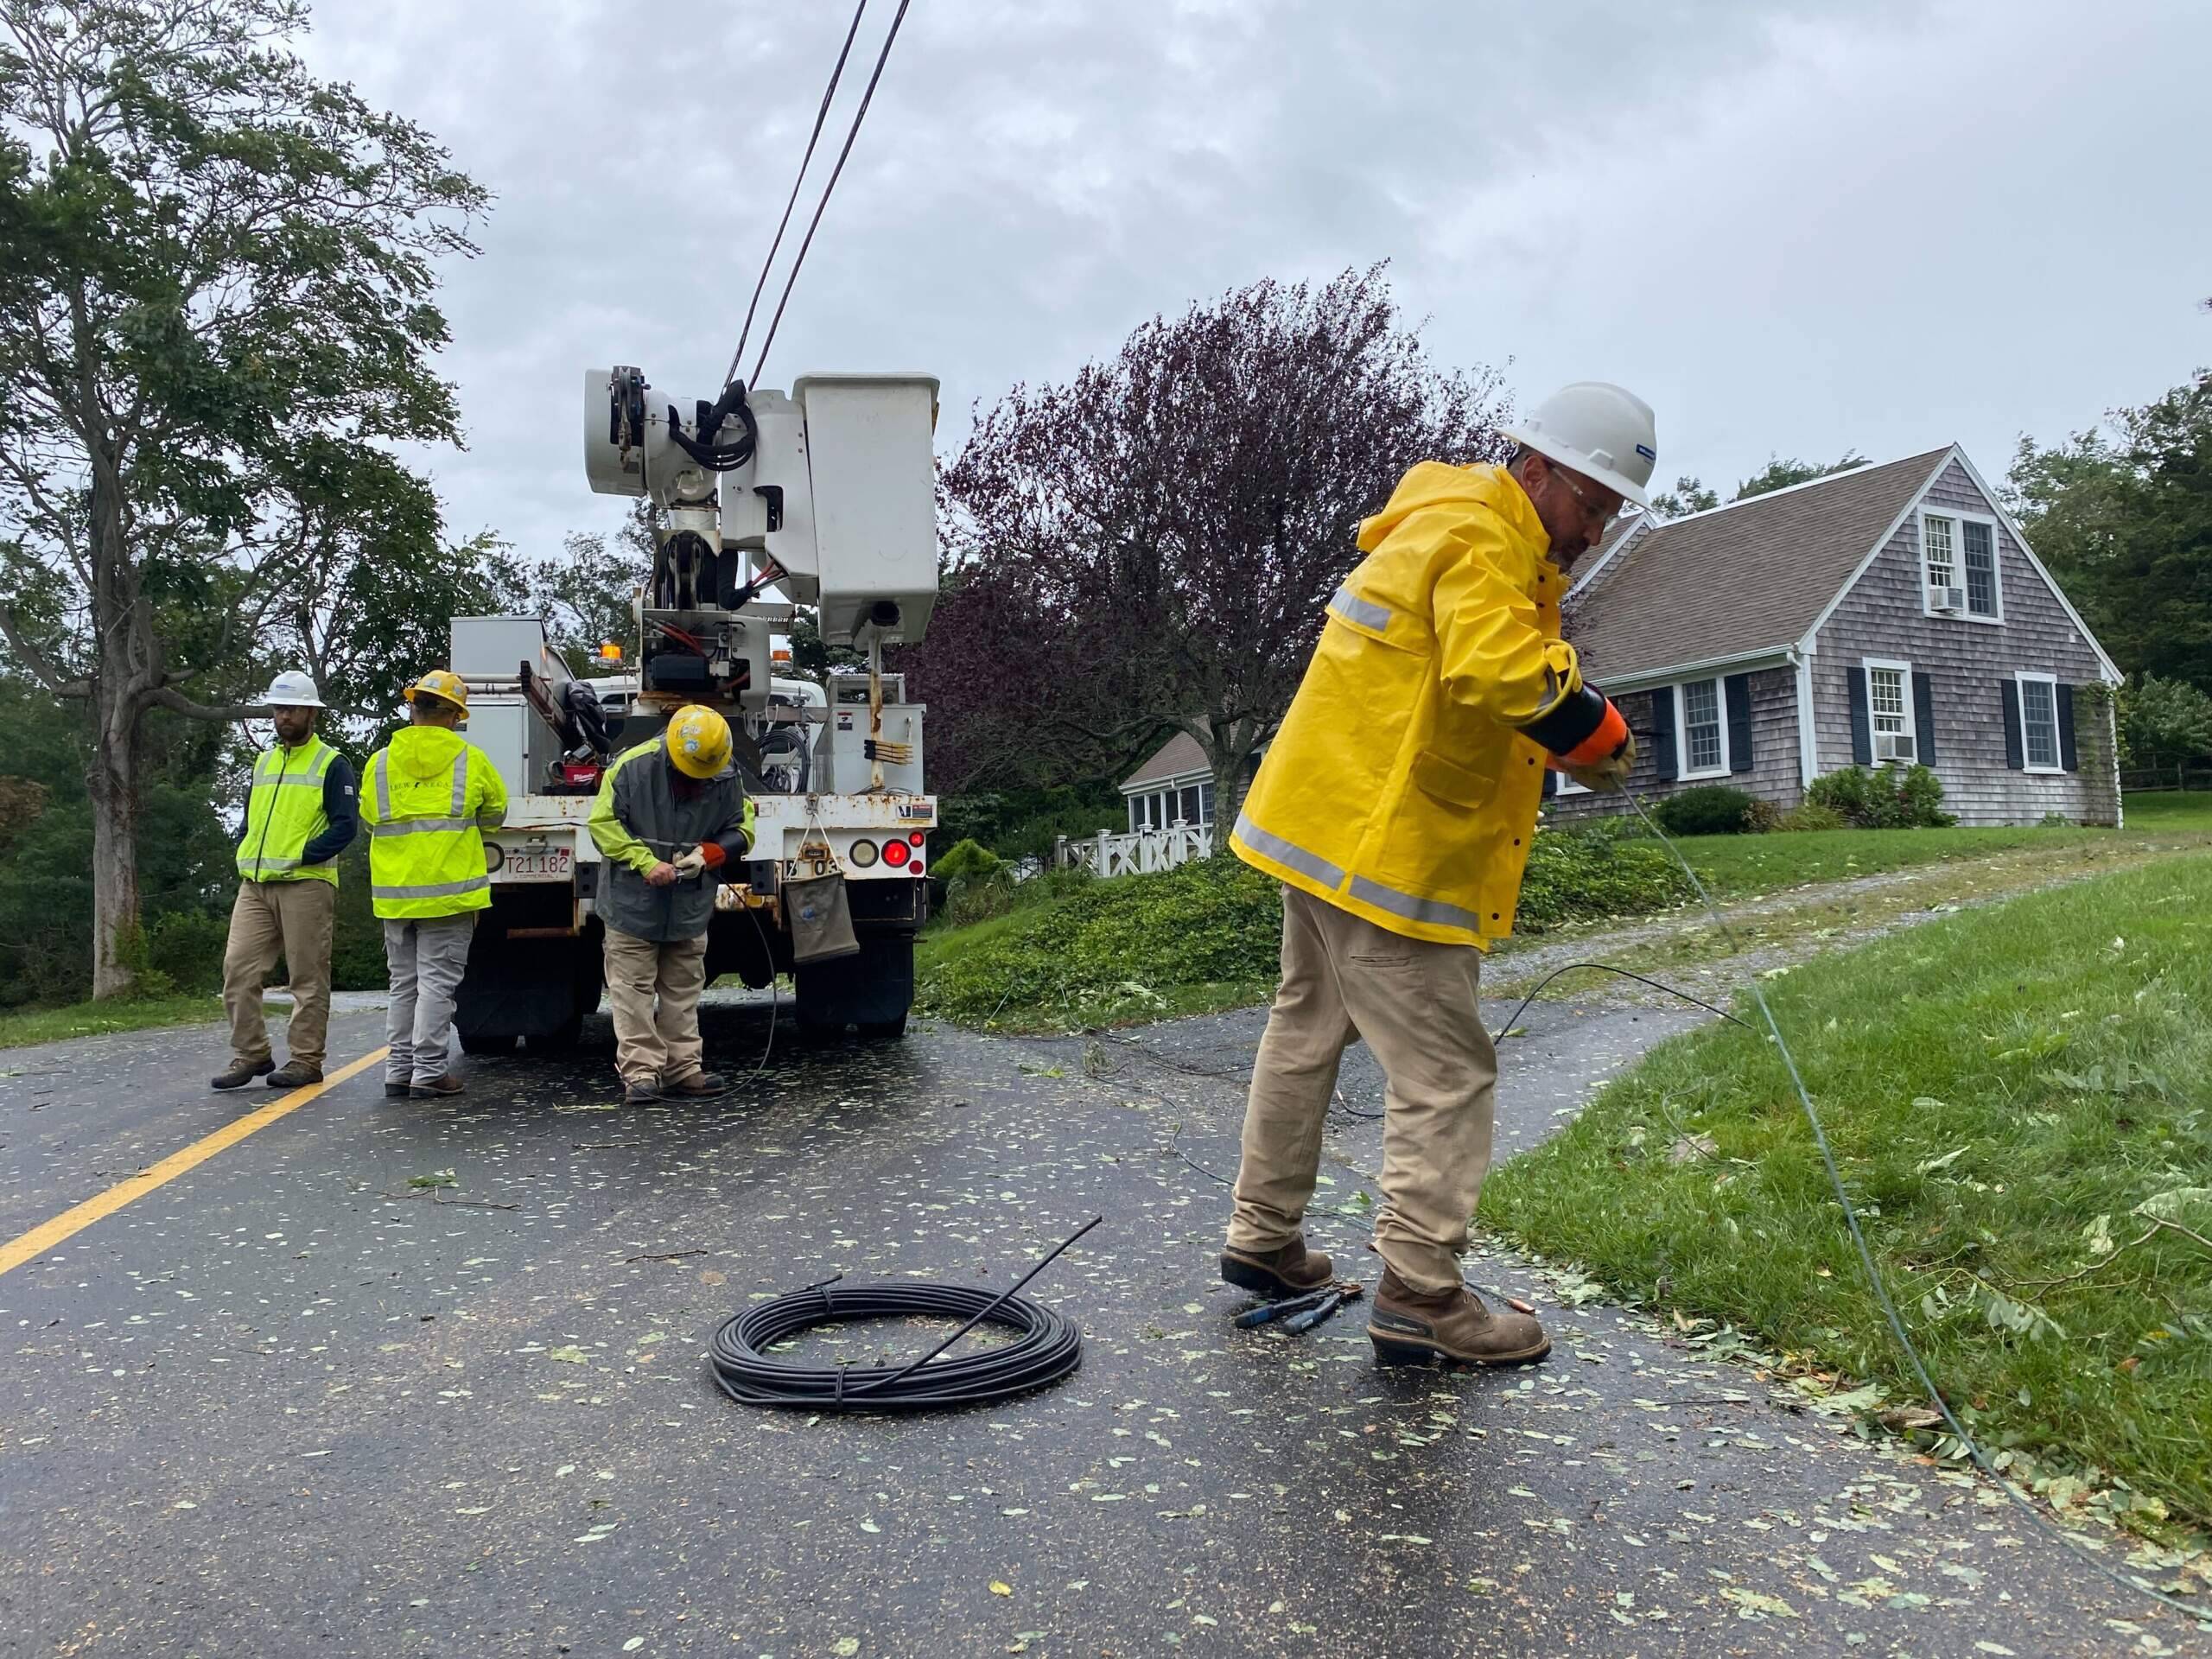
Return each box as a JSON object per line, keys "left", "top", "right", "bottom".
{"left": 785, "top": 868, "right": 860, "bottom": 963}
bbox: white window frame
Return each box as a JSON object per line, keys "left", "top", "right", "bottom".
{"left": 1674, "top": 677, "right": 1731, "bottom": 780}
{"left": 1554, "top": 769, "right": 1589, "bottom": 797}
{"left": 2015, "top": 671, "right": 2063, "bottom": 773}
{"left": 1919, "top": 507, "right": 2005, "bottom": 623}
{"left": 1863, "top": 657, "right": 1917, "bottom": 764}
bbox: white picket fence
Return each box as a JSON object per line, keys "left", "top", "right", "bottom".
{"left": 1056, "top": 823, "right": 1214, "bottom": 878}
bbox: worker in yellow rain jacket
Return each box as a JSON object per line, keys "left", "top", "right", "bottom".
{"left": 1223, "top": 383, "right": 1656, "bottom": 1370}
{"left": 361, "top": 670, "right": 507, "bottom": 1100}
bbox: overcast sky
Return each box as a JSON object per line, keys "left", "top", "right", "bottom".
{"left": 302, "top": 0, "right": 2212, "bottom": 559}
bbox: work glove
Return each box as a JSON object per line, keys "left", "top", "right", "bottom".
{"left": 1564, "top": 729, "right": 1637, "bottom": 793}
{"left": 671, "top": 842, "right": 727, "bottom": 880}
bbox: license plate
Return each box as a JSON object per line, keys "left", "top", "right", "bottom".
{"left": 493, "top": 843, "right": 572, "bottom": 881}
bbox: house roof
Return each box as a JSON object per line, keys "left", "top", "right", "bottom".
{"left": 1122, "top": 732, "right": 1209, "bottom": 790}
{"left": 1565, "top": 447, "right": 1953, "bottom": 681}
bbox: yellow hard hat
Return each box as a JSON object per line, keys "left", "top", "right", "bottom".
{"left": 665, "top": 704, "right": 732, "bottom": 779}
{"left": 402, "top": 669, "right": 470, "bottom": 712}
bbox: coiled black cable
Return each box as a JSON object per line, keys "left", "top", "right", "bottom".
{"left": 709, "top": 1217, "right": 1096, "bottom": 1410}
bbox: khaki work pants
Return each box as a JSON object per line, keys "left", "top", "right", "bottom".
{"left": 1228, "top": 884, "right": 1498, "bottom": 1294}
{"left": 222, "top": 879, "right": 337, "bottom": 1070}
{"left": 602, "top": 926, "right": 709, "bottom": 1089}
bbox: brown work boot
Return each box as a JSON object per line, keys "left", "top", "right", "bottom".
{"left": 1220, "top": 1236, "right": 1334, "bottom": 1300}
{"left": 623, "top": 1079, "right": 662, "bottom": 1106}
{"left": 266, "top": 1060, "right": 323, "bottom": 1088}
{"left": 410, "top": 1074, "right": 465, "bottom": 1099}
{"left": 212, "top": 1057, "right": 275, "bottom": 1091}
{"left": 1367, "top": 1269, "right": 1550, "bottom": 1369}
{"left": 663, "top": 1071, "right": 727, "bottom": 1097}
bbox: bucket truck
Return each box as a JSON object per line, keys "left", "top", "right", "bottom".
{"left": 444, "top": 370, "right": 940, "bottom": 1050}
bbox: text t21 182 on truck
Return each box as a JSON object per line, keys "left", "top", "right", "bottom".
{"left": 445, "top": 371, "right": 941, "bottom": 1052}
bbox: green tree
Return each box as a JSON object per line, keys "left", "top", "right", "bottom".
{"left": 0, "top": 0, "right": 485, "bottom": 995}
{"left": 2009, "top": 372, "right": 2212, "bottom": 690}
{"left": 1733, "top": 451, "right": 1869, "bottom": 500}
{"left": 527, "top": 499, "right": 649, "bottom": 672}
{"left": 785, "top": 611, "right": 862, "bottom": 684}
{"left": 1649, "top": 475, "right": 1719, "bottom": 518}
{"left": 2115, "top": 672, "right": 2212, "bottom": 768}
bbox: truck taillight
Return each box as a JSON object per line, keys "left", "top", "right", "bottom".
{"left": 882, "top": 839, "right": 911, "bottom": 868}
{"left": 907, "top": 831, "right": 925, "bottom": 846}
{"left": 849, "top": 839, "right": 879, "bottom": 868}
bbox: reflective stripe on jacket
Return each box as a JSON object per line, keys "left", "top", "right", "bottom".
{"left": 361, "top": 726, "right": 509, "bottom": 919}
{"left": 588, "top": 740, "right": 753, "bottom": 944}
{"left": 237, "top": 736, "right": 339, "bottom": 886}
{"left": 1230, "top": 461, "right": 1586, "bottom": 948}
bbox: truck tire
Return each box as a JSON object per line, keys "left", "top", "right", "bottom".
{"left": 527, "top": 953, "right": 602, "bottom": 1052}
{"left": 792, "top": 932, "right": 914, "bottom": 1039}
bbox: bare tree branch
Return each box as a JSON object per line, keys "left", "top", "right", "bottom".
{"left": 0, "top": 601, "right": 91, "bottom": 697}
{"left": 145, "top": 684, "right": 261, "bottom": 722}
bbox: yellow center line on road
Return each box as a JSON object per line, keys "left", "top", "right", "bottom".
{"left": 0, "top": 1046, "right": 390, "bottom": 1279}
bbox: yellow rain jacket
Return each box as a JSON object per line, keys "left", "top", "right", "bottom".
{"left": 1231, "top": 461, "right": 1591, "bottom": 948}
{"left": 362, "top": 726, "right": 509, "bottom": 920}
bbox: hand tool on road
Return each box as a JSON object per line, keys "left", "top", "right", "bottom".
{"left": 1234, "top": 1280, "right": 1364, "bottom": 1330}
{"left": 1281, "top": 1282, "right": 1364, "bottom": 1334}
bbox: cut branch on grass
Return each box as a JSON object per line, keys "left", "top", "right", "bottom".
{"left": 2008, "top": 1217, "right": 2212, "bottom": 1294}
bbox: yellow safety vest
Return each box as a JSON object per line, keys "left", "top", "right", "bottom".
{"left": 1231, "top": 462, "right": 1582, "bottom": 948}
{"left": 237, "top": 736, "right": 339, "bottom": 887}
{"left": 362, "top": 728, "right": 507, "bottom": 919}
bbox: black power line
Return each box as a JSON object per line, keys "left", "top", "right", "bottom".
{"left": 747, "top": 0, "right": 917, "bottom": 390}
{"left": 724, "top": 0, "right": 871, "bottom": 389}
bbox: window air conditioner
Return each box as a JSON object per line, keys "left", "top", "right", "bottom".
{"left": 1929, "top": 586, "right": 1965, "bottom": 613}
{"left": 1876, "top": 733, "right": 1917, "bottom": 763}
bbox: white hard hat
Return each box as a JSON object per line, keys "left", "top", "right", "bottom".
{"left": 1503, "top": 382, "right": 1658, "bottom": 508}
{"left": 259, "top": 670, "right": 326, "bottom": 709}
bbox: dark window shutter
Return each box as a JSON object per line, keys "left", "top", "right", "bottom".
{"left": 1649, "top": 687, "right": 1680, "bottom": 780}
{"left": 1847, "top": 668, "right": 1872, "bottom": 766}
{"left": 2056, "top": 683, "right": 2078, "bottom": 771}
{"left": 2001, "top": 680, "right": 2024, "bottom": 770}
{"left": 1911, "top": 671, "right": 1936, "bottom": 767}
{"left": 1725, "top": 674, "right": 1754, "bottom": 773}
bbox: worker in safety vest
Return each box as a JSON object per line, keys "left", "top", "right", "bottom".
{"left": 1224, "top": 383, "right": 1655, "bottom": 1370}
{"left": 588, "top": 705, "right": 756, "bottom": 1105}
{"left": 214, "top": 670, "right": 359, "bottom": 1090}
{"left": 361, "top": 670, "right": 508, "bottom": 1099}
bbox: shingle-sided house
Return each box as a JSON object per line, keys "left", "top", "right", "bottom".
{"left": 1549, "top": 445, "right": 2123, "bottom": 827}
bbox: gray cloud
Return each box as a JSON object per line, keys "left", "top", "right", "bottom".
{"left": 300, "top": 0, "right": 2212, "bottom": 561}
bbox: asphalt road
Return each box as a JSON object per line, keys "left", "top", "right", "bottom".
{"left": 0, "top": 994, "right": 2199, "bottom": 1658}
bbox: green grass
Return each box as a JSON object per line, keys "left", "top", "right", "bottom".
{"left": 914, "top": 857, "right": 1287, "bottom": 1032}
{"left": 1484, "top": 855, "right": 2212, "bottom": 1529}
{"left": 917, "top": 794, "right": 2212, "bottom": 1034}
{"left": 0, "top": 995, "right": 226, "bottom": 1051}
{"left": 914, "top": 830, "right": 1694, "bottom": 1033}
{"left": 1672, "top": 791, "right": 2212, "bottom": 895}
{"left": 1679, "top": 823, "right": 2102, "bottom": 893}
{"left": 2121, "top": 790, "right": 2212, "bottom": 827}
